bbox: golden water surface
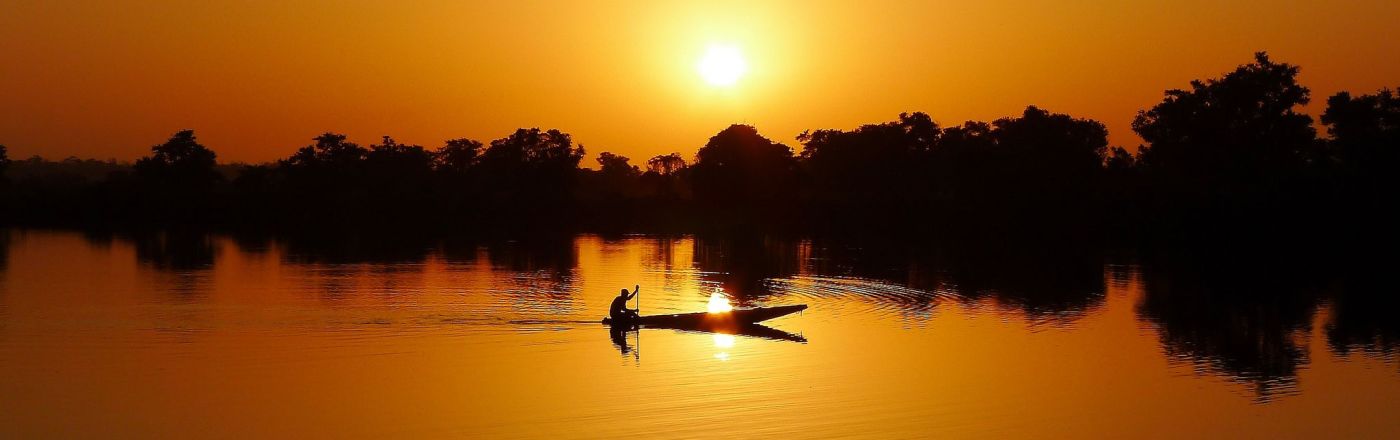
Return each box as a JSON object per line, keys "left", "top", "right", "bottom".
{"left": 1, "top": 230, "right": 1397, "bottom": 438}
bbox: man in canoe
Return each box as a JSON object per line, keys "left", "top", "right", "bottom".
{"left": 610, "top": 285, "right": 640, "bottom": 323}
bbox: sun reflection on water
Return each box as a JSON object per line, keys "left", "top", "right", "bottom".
{"left": 713, "top": 333, "right": 735, "bottom": 348}
{"left": 707, "top": 291, "right": 733, "bottom": 313}
{"left": 713, "top": 333, "right": 735, "bottom": 361}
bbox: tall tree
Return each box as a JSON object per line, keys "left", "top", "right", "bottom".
{"left": 597, "top": 152, "right": 640, "bottom": 177}
{"left": 435, "top": 138, "right": 484, "bottom": 173}
{"left": 478, "top": 128, "right": 585, "bottom": 202}
{"left": 690, "top": 124, "right": 797, "bottom": 204}
{"left": 367, "top": 136, "right": 434, "bottom": 177}
{"left": 0, "top": 144, "right": 9, "bottom": 187}
{"left": 797, "top": 112, "right": 940, "bottom": 204}
{"left": 646, "top": 153, "right": 687, "bottom": 176}
{"left": 284, "top": 132, "right": 368, "bottom": 168}
{"left": 1132, "top": 52, "right": 1316, "bottom": 184}
{"left": 133, "top": 130, "right": 222, "bottom": 190}
{"left": 1322, "top": 89, "right": 1400, "bottom": 179}
{"left": 1105, "top": 147, "right": 1137, "bottom": 173}
{"left": 273, "top": 133, "right": 372, "bottom": 221}
{"left": 0, "top": 144, "right": 9, "bottom": 176}
{"left": 941, "top": 106, "right": 1111, "bottom": 213}
{"left": 992, "top": 106, "right": 1108, "bottom": 176}
{"left": 480, "top": 128, "right": 584, "bottom": 172}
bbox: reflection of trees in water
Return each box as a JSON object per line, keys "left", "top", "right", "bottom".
{"left": 265, "top": 232, "right": 579, "bottom": 309}
{"left": 39, "top": 227, "right": 1400, "bottom": 393}
{"left": 802, "top": 237, "right": 1108, "bottom": 323}
{"left": 123, "top": 231, "right": 219, "bottom": 302}
{"left": 692, "top": 234, "right": 803, "bottom": 305}
{"left": 0, "top": 228, "right": 9, "bottom": 272}
{"left": 595, "top": 233, "right": 632, "bottom": 268}
{"left": 689, "top": 234, "right": 1107, "bottom": 321}
{"left": 792, "top": 234, "right": 1397, "bottom": 398}
{"left": 79, "top": 229, "right": 115, "bottom": 250}
{"left": 437, "top": 236, "right": 482, "bottom": 264}
{"left": 924, "top": 245, "right": 1105, "bottom": 322}
{"left": 277, "top": 232, "right": 438, "bottom": 265}
{"left": 1106, "top": 261, "right": 1136, "bottom": 290}
{"left": 1135, "top": 252, "right": 1331, "bottom": 400}
{"left": 0, "top": 230, "right": 8, "bottom": 327}
{"left": 1328, "top": 289, "right": 1400, "bottom": 358}
{"left": 483, "top": 237, "right": 576, "bottom": 275}
{"left": 646, "top": 236, "right": 680, "bottom": 271}
{"left": 640, "top": 236, "right": 695, "bottom": 299}
{"left": 131, "top": 231, "right": 219, "bottom": 271}
{"left": 1325, "top": 264, "right": 1400, "bottom": 358}
{"left": 229, "top": 233, "right": 274, "bottom": 257}
{"left": 484, "top": 237, "right": 578, "bottom": 314}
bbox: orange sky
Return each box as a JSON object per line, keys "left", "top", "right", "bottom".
{"left": 3, "top": 0, "right": 1398, "bottom": 164}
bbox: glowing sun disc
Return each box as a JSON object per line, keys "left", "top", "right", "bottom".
{"left": 698, "top": 45, "right": 747, "bottom": 86}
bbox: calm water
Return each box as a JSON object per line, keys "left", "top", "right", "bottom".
{"left": 1, "top": 229, "right": 1397, "bottom": 438}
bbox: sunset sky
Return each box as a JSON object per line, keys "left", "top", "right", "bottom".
{"left": 3, "top": 0, "right": 1398, "bottom": 164}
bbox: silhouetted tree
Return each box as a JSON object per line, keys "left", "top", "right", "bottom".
{"left": 431, "top": 137, "right": 486, "bottom": 217}
{"left": 477, "top": 128, "right": 585, "bottom": 207}
{"left": 1105, "top": 146, "right": 1136, "bottom": 172}
{"left": 366, "top": 136, "right": 434, "bottom": 180}
{"left": 1322, "top": 89, "right": 1400, "bottom": 191}
{"left": 690, "top": 124, "right": 797, "bottom": 205}
{"left": 4, "top": 52, "right": 1393, "bottom": 238}
{"left": 365, "top": 136, "right": 436, "bottom": 214}
{"left": 988, "top": 106, "right": 1110, "bottom": 201}
{"left": 1133, "top": 52, "right": 1316, "bottom": 190}
{"left": 790, "top": 107, "right": 1110, "bottom": 227}
{"left": 639, "top": 152, "right": 690, "bottom": 202}
{"left": 1130, "top": 52, "right": 1325, "bottom": 234}
{"left": 597, "top": 152, "right": 640, "bottom": 177}
{"left": 228, "top": 163, "right": 280, "bottom": 220}
{"left": 275, "top": 133, "right": 371, "bottom": 222}
{"left": 435, "top": 138, "right": 484, "bottom": 173}
{"left": 133, "top": 130, "right": 221, "bottom": 190}
{"left": 935, "top": 108, "right": 1110, "bottom": 219}
{"left": 993, "top": 106, "right": 1108, "bottom": 174}
{"left": 480, "top": 128, "right": 583, "bottom": 168}
{"left": 646, "top": 153, "right": 687, "bottom": 175}
{"left": 284, "top": 132, "right": 369, "bottom": 169}
{"left": 125, "top": 130, "right": 223, "bottom": 222}
{"left": 927, "top": 120, "right": 996, "bottom": 206}
{"left": 581, "top": 151, "right": 644, "bottom": 204}
{"left": 798, "top": 112, "right": 939, "bottom": 205}
{"left": 1101, "top": 145, "right": 1142, "bottom": 220}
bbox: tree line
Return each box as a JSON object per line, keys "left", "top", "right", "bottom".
{"left": 1, "top": 52, "right": 1396, "bottom": 237}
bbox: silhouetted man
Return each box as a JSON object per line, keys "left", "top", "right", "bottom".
{"left": 610, "top": 285, "right": 640, "bottom": 322}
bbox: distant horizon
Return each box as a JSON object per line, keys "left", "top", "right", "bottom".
{"left": 1, "top": 67, "right": 1389, "bottom": 166}
{"left": 4, "top": 83, "right": 1391, "bottom": 169}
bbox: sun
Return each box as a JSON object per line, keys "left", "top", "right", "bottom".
{"left": 698, "top": 45, "right": 748, "bottom": 87}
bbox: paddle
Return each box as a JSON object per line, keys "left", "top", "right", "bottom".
{"left": 634, "top": 284, "right": 641, "bottom": 362}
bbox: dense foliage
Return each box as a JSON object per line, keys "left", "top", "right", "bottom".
{"left": 1, "top": 53, "right": 1395, "bottom": 237}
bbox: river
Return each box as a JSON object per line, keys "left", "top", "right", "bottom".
{"left": 1, "top": 229, "right": 1396, "bottom": 438}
